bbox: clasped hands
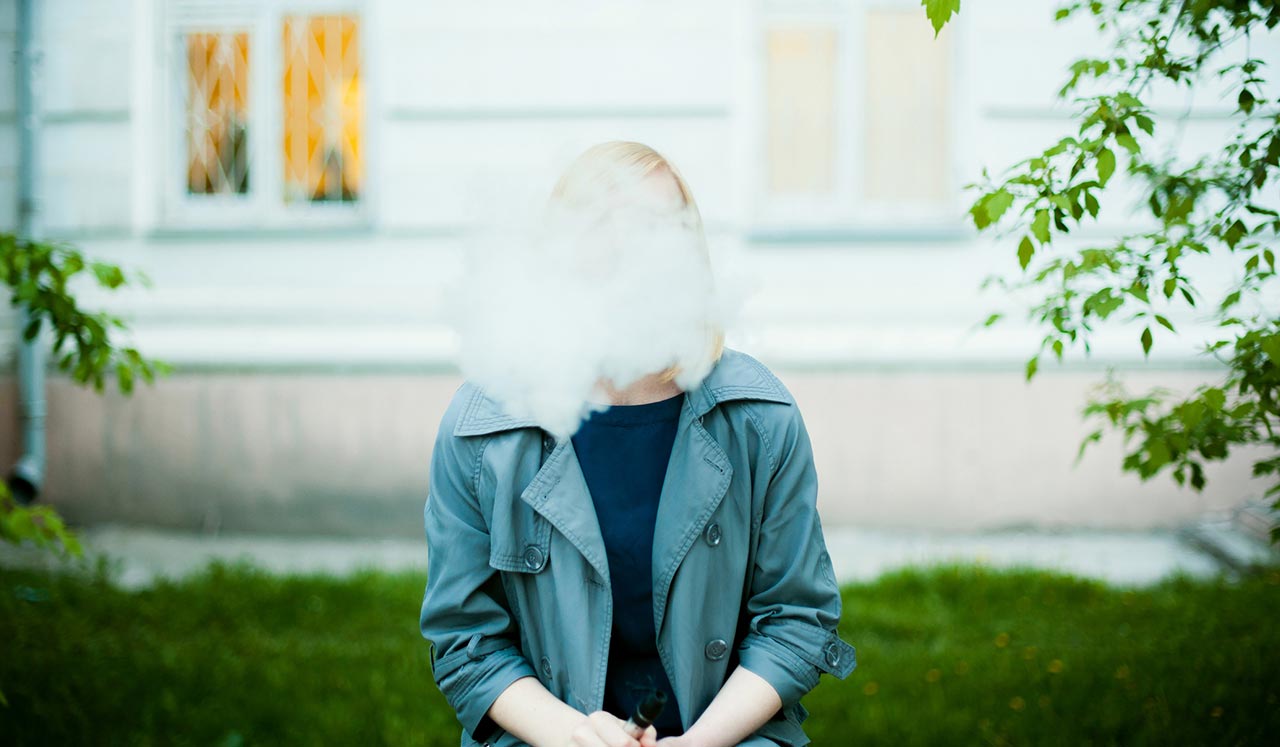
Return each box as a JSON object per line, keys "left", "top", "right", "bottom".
{"left": 566, "top": 710, "right": 699, "bottom": 747}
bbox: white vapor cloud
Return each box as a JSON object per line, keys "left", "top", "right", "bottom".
{"left": 442, "top": 157, "right": 756, "bottom": 440}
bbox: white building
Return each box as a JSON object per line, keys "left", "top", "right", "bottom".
{"left": 0, "top": 0, "right": 1273, "bottom": 535}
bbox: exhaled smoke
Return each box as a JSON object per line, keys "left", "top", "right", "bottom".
{"left": 443, "top": 156, "right": 753, "bottom": 441}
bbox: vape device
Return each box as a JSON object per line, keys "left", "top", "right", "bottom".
{"left": 621, "top": 690, "right": 667, "bottom": 739}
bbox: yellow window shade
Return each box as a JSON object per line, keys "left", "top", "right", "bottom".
{"left": 185, "top": 32, "right": 250, "bottom": 196}
{"left": 282, "top": 14, "right": 362, "bottom": 203}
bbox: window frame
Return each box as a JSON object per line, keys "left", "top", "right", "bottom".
{"left": 746, "top": 0, "right": 965, "bottom": 238}
{"left": 160, "top": 0, "right": 371, "bottom": 230}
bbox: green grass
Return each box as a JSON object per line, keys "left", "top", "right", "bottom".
{"left": 0, "top": 560, "right": 1276, "bottom": 746}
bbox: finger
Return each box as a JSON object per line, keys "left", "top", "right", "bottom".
{"left": 640, "top": 724, "right": 659, "bottom": 747}
{"left": 587, "top": 711, "right": 640, "bottom": 747}
{"left": 572, "top": 721, "right": 609, "bottom": 747}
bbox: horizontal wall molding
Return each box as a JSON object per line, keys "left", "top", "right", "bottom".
{"left": 0, "top": 351, "right": 1232, "bottom": 377}
{"left": 0, "top": 110, "right": 131, "bottom": 125}
{"left": 747, "top": 225, "right": 972, "bottom": 244}
{"left": 983, "top": 105, "right": 1239, "bottom": 121}
{"left": 386, "top": 105, "right": 730, "bottom": 121}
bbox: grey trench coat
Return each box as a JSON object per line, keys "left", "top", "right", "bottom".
{"left": 419, "top": 347, "right": 857, "bottom": 746}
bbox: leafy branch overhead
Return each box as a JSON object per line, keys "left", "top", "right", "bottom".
{"left": 964, "top": 1, "right": 1280, "bottom": 540}
{"left": 1, "top": 234, "right": 172, "bottom": 394}
{"left": 0, "top": 488, "right": 81, "bottom": 558}
{"left": 1, "top": 235, "right": 171, "bottom": 559}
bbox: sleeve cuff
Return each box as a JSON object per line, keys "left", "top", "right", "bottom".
{"left": 737, "top": 632, "right": 822, "bottom": 708}
{"left": 443, "top": 643, "right": 538, "bottom": 742}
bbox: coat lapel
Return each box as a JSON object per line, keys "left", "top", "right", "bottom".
{"left": 650, "top": 394, "right": 734, "bottom": 640}
{"left": 518, "top": 437, "right": 612, "bottom": 584}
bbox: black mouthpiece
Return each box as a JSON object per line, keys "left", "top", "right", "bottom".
{"left": 631, "top": 690, "right": 667, "bottom": 729}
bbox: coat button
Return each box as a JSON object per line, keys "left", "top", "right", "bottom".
{"left": 543, "top": 435, "right": 555, "bottom": 451}
{"left": 704, "top": 638, "right": 728, "bottom": 661}
{"left": 824, "top": 641, "right": 841, "bottom": 668}
{"left": 540, "top": 655, "right": 553, "bottom": 680}
{"left": 523, "top": 545, "right": 546, "bottom": 572}
{"left": 704, "top": 522, "right": 722, "bottom": 546}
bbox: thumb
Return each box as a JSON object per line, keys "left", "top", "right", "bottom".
{"left": 640, "top": 725, "right": 658, "bottom": 747}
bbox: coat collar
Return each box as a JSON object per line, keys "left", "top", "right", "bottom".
{"left": 452, "top": 346, "right": 793, "bottom": 438}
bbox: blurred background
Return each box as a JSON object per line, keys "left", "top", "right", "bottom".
{"left": 0, "top": 0, "right": 1274, "bottom": 539}
{"left": 2, "top": 2, "right": 1279, "bottom": 746}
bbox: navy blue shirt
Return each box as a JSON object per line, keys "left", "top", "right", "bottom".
{"left": 570, "top": 390, "right": 685, "bottom": 736}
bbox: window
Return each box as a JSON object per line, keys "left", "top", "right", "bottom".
{"left": 185, "top": 32, "right": 251, "bottom": 196}
{"left": 164, "top": 2, "right": 366, "bottom": 227}
{"left": 282, "top": 14, "right": 363, "bottom": 204}
{"left": 753, "top": 0, "right": 957, "bottom": 234}
{"left": 766, "top": 26, "right": 838, "bottom": 195}
{"left": 862, "top": 8, "right": 951, "bottom": 205}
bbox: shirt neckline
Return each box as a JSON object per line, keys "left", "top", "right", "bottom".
{"left": 579, "top": 391, "right": 686, "bottom": 427}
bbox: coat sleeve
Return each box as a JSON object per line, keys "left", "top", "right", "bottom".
{"left": 736, "top": 401, "right": 857, "bottom": 708}
{"left": 419, "top": 392, "right": 537, "bottom": 743}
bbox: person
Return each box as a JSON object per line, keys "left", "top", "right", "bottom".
{"left": 420, "top": 142, "right": 856, "bottom": 747}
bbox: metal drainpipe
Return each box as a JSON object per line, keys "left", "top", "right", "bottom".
{"left": 9, "top": 0, "right": 45, "bottom": 505}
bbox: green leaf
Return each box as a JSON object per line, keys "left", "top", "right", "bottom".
{"left": 91, "top": 262, "right": 126, "bottom": 289}
{"left": 22, "top": 317, "right": 41, "bottom": 341}
{"left": 983, "top": 312, "right": 1003, "bottom": 327}
{"left": 1239, "top": 88, "right": 1256, "bottom": 114}
{"left": 969, "top": 200, "right": 991, "bottom": 230}
{"left": 1154, "top": 314, "right": 1175, "bottom": 332}
{"left": 1260, "top": 336, "right": 1280, "bottom": 366}
{"left": 1114, "top": 92, "right": 1142, "bottom": 109}
{"left": 921, "top": 0, "right": 961, "bottom": 36}
{"left": 1025, "top": 354, "right": 1039, "bottom": 381}
{"left": 970, "top": 190, "right": 1013, "bottom": 230}
{"left": 1097, "top": 147, "right": 1116, "bottom": 185}
{"left": 1224, "top": 219, "right": 1247, "bottom": 249}
{"left": 1147, "top": 438, "right": 1171, "bottom": 471}
{"left": 1017, "top": 235, "right": 1035, "bottom": 270}
{"left": 116, "top": 361, "right": 134, "bottom": 394}
{"left": 1140, "top": 326, "right": 1153, "bottom": 356}
{"left": 1084, "top": 288, "right": 1124, "bottom": 319}
{"left": 984, "top": 189, "right": 1015, "bottom": 225}
{"left": 1031, "top": 209, "right": 1051, "bottom": 244}
{"left": 1115, "top": 133, "right": 1140, "bottom": 154}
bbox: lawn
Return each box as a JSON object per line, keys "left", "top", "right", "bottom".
{"left": 0, "top": 559, "right": 1276, "bottom": 746}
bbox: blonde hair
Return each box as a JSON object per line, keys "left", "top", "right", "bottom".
{"left": 548, "top": 141, "right": 724, "bottom": 384}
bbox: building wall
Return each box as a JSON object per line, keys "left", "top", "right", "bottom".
{"left": 0, "top": 366, "right": 1264, "bottom": 538}
{"left": 0, "top": 0, "right": 1275, "bottom": 534}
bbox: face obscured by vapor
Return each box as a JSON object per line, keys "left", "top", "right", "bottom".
{"left": 444, "top": 144, "right": 755, "bottom": 441}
